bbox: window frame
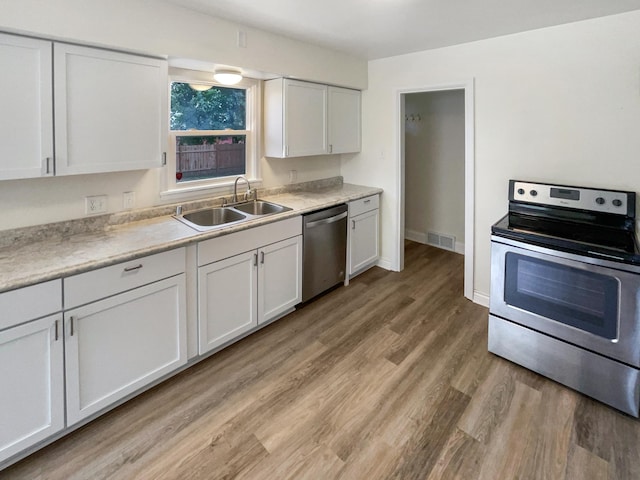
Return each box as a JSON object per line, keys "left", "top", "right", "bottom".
{"left": 161, "top": 70, "right": 261, "bottom": 199}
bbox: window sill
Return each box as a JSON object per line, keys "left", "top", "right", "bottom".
{"left": 160, "top": 178, "right": 263, "bottom": 201}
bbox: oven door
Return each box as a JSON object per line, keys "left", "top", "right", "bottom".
{"left": 490, "top": 237, "right": 640, "bottom": 367}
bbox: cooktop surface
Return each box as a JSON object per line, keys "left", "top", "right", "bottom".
{"left": 492, "top": 213, "right": 640, "bottom": 265}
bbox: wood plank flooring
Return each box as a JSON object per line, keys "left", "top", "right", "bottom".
{"left": 3, "top": 242, "right": 639, "bottom": 479}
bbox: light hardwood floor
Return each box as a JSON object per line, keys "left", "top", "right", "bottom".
{"left": 3, "top": 242, "right": 639, "bottom": 479}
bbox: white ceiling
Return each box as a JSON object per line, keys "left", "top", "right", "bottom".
{"left": 165, "top": 0, "right": 640, "bottom": 59}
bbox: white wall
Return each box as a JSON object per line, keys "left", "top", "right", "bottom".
{"left": 341, "top": 10, "right": 640, "bottom": 298}
{"left": 404, "top": 91, "right": 465, "bottom": 249}
{"left": 0, "top": 0, "right": 365, "bottom": 230}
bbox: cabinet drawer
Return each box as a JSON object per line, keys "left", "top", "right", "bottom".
{"left": 0, "top": 280, "right": 61, "bottom": 330}
{"left": 198, "top": 216, "right": 302, "bottom": 266}
{"left": 349, "top": 195, "right": 379, "bottom": 217}
{"left": 65, "top": 248, "right": 185, "bottom": 309}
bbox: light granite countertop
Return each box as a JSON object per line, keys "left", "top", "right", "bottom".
{"left": 0, "top": 181, "right": 382, "bottom": 294}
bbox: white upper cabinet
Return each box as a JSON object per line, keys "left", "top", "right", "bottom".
{"left": 0, "top": 36, "right": 167, "bottom": 180}
{"left": 284, "top": 80, "right": 328, "bottom": 157}
{"left": 264, "top": 78, "right": 360, "bottom": 158}
{"left": 0, "top": 33, "right": 53, "bottom": 180}
{"left": 328, "top": 86, "right": 361, "bottom": 154}
{"left": 54, "top": 44, "right": 168, "bottom": 175}
{"left": 265, "top": 78, "right": 328, "bottom": 157}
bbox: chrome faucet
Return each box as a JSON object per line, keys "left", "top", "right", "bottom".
{"left": 233, "top": 176, "right": 252, "bottom": 203}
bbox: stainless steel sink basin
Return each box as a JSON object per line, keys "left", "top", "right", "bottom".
{"left": 174, "top": 200, "right": 291, "bottom": 232}
{"left": 176, "top": 207, "right": 246, "bottom": 231}
{"left": 233, "top": 200, "right": 290, "bottom": 216}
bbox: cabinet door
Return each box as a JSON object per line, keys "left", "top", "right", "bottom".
{"left": 54, "top": 43, "right": 167, "bottom": 175}
{"left": 328, "top": 87, "right": 361, "bottom": 154}
{"left": 0, "top": 315, "right": 64, "bottom": 464}
{"left": 284, "top": 80, "right": 328, "bottom": 157}
{"left": 258, "top": 236, "right": 302, "bottom": 325}
{"left": 349, "top": 209, "right": 380, "bottom": 275}
{"left": 0, "top": 34, "right": 53, "bottom": 180}
{"left": 65, "top": 275, "right": 186, "bottom": 425}
{"left": 198, "top": 251, "right": 257, "bottom": 354}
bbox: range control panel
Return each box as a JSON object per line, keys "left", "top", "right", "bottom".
{"left": 509, "top": 180, "right": 635, "bottom": 216}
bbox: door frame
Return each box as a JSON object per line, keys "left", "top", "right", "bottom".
{"left": 395, "top": 80, "right": 475, "bottom": 301}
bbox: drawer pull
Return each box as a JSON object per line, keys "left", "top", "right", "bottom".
{"left": 124, "top": 264, "right": 143, "bottom": 272}
{"left": 364, "top": 199, "right": 371, "bottom": 204}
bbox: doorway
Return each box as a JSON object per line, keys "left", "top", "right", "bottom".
{"left": 396, "top": 81, "right": 475, "bottom": 300}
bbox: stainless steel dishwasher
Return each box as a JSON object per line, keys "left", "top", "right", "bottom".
{"left": 302, "top": 204, "right": 348, "bottom": 302}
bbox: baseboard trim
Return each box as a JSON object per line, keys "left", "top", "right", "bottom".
{"left": 473, "top": 291, "right": 489, "bottom": 308}
{"left": 377, "top": 257, "right": 392, "bottom": 271}
{"left": 405, "top": 229, "right": 427, "bottom": 244}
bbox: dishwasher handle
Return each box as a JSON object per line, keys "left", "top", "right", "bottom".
{"left": 305, "top": 211, "right": 348, "bottom": 229}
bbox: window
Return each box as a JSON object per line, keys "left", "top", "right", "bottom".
{"left": 163, "top": 72, "right": 260, "bottom": 197}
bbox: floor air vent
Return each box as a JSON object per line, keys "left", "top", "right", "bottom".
{"left": 427, "top": 231, "right": 456, "bottom": 252}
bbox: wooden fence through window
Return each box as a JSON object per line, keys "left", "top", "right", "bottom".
{"left": 177, "top": 143, "right": 245, "bottom": 179}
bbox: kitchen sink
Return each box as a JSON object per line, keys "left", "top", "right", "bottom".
{"left": 232, "top": 200, "right": 290, "bottom": 216}
{"left": 176, "top": 207, "right": 246, "bottom": 231}
{"left": 174, "top": 200, "right": 291, "bottom": 231}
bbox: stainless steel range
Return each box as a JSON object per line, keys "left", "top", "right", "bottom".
{"left": 489, "top": 180, "right": 640, "bottom": 416}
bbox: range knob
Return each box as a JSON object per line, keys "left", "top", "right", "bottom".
{"left": 612, "top": 199, "right": 623, "bottom": 207}
{"left": 530, "top": 190, "right": 538, "bottom": 197}
{"left": 595, "top": 197, "right": 605, "bottom": 205}
{"left": 517, "top": 188, "right": 525, "bottom": 195}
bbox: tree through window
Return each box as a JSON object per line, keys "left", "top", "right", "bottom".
{"left": 170, "top": 83, "right": 248, "bottom": 182}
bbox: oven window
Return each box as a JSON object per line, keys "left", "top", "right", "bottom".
{"left": 504, "top": 253, "right": 619, "bottom": 339}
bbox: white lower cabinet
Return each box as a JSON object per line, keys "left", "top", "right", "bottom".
{"left": 349, "top": 195, "right": 380, "bottom": 276}
{"left": 1, "top": 215, "right": 311, "bottom": 465}
{"left": 0, "top": 314, "right": 64, "bottom": 464}
{"left": 258, "top": 236, "right": 303, "bottom": 324}
{"left": 198, "top": 251, "right": 258, "bottom": 354}
{"left": 64, "top": 250, "right": 187, "bottom": 426}
{"left": 198, "top": 217, "right": 303, "bottom": 355}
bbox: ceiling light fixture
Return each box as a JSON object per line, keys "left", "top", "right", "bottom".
{"left": 188, "top": 83, "right": 213, "bottom": 92}
{"left": 213, "top": 69, "right": 243, "bottom": 85}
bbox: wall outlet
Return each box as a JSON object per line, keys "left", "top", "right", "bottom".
{"left": 85, "top": 195, "right": 107, "bottom": 215}
{"left": 123, "top": 191, "right": 136, "bottom": 210}
{"left": 289, "top": 169, "right": 297, "bottom": 184}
